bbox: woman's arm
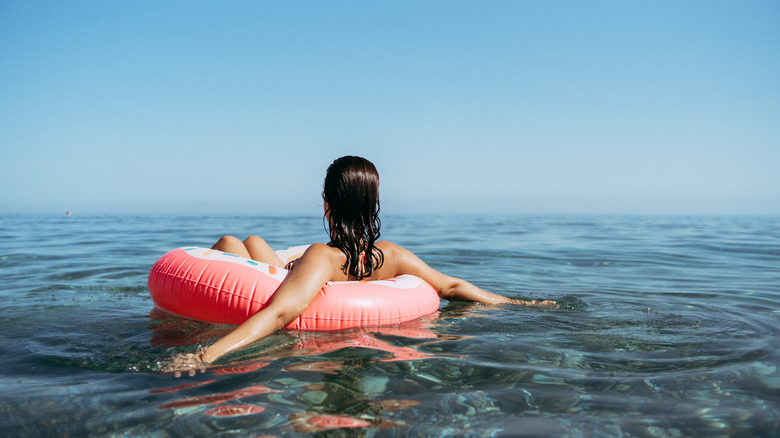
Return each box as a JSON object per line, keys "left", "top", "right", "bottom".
{"left": 164, "top": 244, "right": 340, "bottom": 375}
{"left": 204, "top": 244, "right": 339, "bottom": 362}
{"left": 386, "top": 242, "right": 556, "bottom": 307}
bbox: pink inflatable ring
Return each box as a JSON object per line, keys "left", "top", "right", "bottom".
{"left": 148, "top": 246, "right": 440, "bottom": 331}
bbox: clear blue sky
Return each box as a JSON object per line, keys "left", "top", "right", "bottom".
{"left": 2, "top": 1, "right": 778, "bottom": 215}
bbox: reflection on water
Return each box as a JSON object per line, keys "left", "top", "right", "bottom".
{"left": 158, "top": 385, "right": 272, "bottom": 410}
{"left": 150, "top": 292, "right": 776, "bottom": 436}
{"left": 148, "top": 307, "right": 467, "bottom": 433}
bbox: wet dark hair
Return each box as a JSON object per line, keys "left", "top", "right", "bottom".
{"left": 323, "top": 156, "right": 384, "bottom": 280}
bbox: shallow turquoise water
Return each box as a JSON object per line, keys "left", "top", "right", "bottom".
{"left": 1, "top": 214, "right": 779, "bottom": 436}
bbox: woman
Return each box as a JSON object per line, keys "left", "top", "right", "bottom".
{"left": 167, "top": 156, "right": 554, "bottom": 375}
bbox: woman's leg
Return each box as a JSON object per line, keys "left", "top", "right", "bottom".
{"left": 243, "top": 235, "right": 285, "bottom": 267}
{"left": 212, "top": 235, "right": 250, "bottom": 257}
{"left": 212, "top": 235, "right": 285, "bottom": 267}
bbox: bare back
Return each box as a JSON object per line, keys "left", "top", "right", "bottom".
{"left": 323, "top": 241, "right": 455, "bottom": 293}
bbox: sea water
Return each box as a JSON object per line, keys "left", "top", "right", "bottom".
{"left": 1, "top": 214, "right": 778, "bottom": 436}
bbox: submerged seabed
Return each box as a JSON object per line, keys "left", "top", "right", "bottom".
{"left": 1, "top": 214, "right": 778, "bottom": 436}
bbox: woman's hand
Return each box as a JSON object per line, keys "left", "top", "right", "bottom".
{"left": 161, "top": 347, "right": 209, "bottom": 377}
{"left": 514, "top": 299, "right": 558, "bottom": 309}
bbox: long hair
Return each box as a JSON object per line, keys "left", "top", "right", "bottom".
{"left": 323, "top": 156, "right": 384, "bottom": 280}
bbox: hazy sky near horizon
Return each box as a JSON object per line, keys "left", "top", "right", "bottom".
{"left": 2, "top": 1, "right": 778, "bottom": 215}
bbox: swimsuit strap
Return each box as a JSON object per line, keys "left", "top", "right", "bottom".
{"left": 357, "top": 250, "right": 367, "bottom": 279}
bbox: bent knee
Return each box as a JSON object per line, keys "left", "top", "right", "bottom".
{"left": 243, "top": 235, "right": 267, "bottom": 246}
{"left": 212, "top": 235, "right": 241, "bottom": 249}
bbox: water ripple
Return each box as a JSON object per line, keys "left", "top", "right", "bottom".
{"left": 1, "top": 214, "right": 779, "bottom": 436}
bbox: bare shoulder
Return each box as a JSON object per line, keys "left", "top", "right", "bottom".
{"left": 302, "top": 242, "right": 340, "bottom": 259}
{"left": 375, "top": 240, "right": 410, "bottom": 263}
{"left": 298, "top": 242, "right": 344, "bottom": 267}
{"left": 375, "top": 241, "right": 427, "bottom": 277}
{"left": 376, "top": 240, "right": 400, "bottom": 254}
{"left": 295, "top": 242, "right": 347, "bottom": 280}
{"left": 374, "top": 240, "right": 456, "bottom": 293}
{"left": 305, "top": 242, "right": 333, "bottom": 252}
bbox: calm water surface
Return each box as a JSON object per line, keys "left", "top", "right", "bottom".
{"left": 1, "top": 214, "right": 778, "bottom": 436}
